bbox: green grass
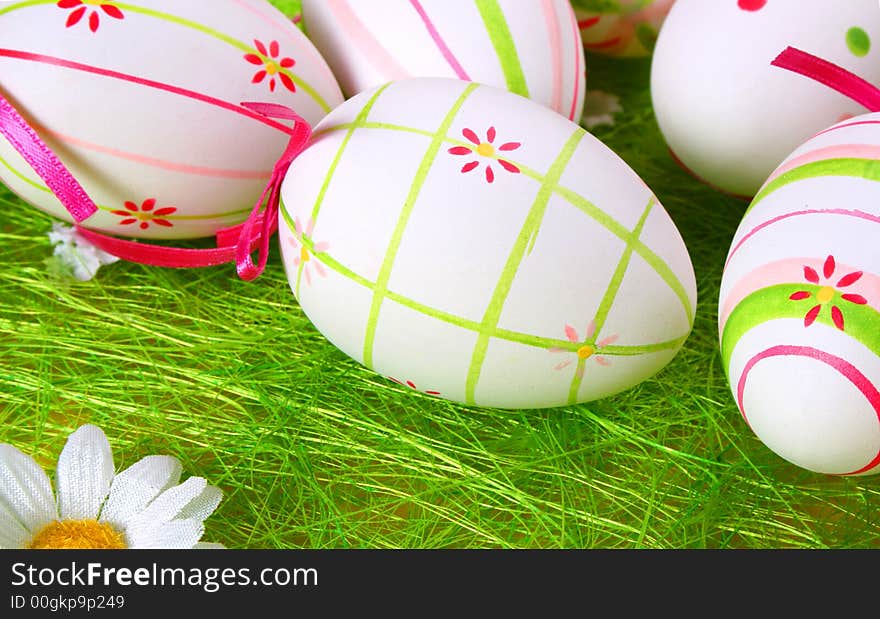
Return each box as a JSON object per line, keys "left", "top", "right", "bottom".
{"left": 1, "top": 1, "right": 879, "bottom": 549}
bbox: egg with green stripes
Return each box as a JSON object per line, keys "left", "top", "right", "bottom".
{"left": 0, "top": 0, "right": 343, "bottom": 240}
{"left": 278, "top": 77, "right": 697, "bottom": 409}
{"left": 300, "top": 0, "right": 586, "bottom": 123}
{"left": 719, "top": 112, "right": 880, "bottom": 475}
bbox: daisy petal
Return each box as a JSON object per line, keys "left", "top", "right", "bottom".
{"left": 576, "top": 365, "right": 585, "bottom": 379}
{"left": 313, "top": 241, "right": 330, "bottom": 253}
{"left": 564, "top": 324, "right": 579, "bottom": 342}
{"left": 66, "top": 6, "right": 86, "bottom": 27}
{"left": 554, "top": 360, "right": 573, "bottom": 370}
{"left": 58, "top": 0, "right": 83, "bottom": 8}
{"left": 130, "top": 518, "right": 205, "bottom": 549}
{"left": 176, "top": 485, "right": 222, "bottom": 523}
{"left": 254, "top": 39, "right": 268, "bottom": 56}
{"left": 88, "top": 10, "right": 99, "bottom": 32}
{"left": 0, "top": 502, "right": 32, "bottom": 549}
{"left": 499, "top": 142, "right": 521, "bottom": 151}
{"left": 194, "top": 541, "right": 226, "bottom": 549}
{"left": 244, "top": 53, "right": 264, "bottom": 65}
{"left": 252, "top": 70, "right": 267, "bottom": 84}
{"left": 461, "top": 161, "right": 480, "bottom": 173}
{"left": 803, "top": 305, "right": 821, "bottom": 327}
{"left": 269, "top": 40, "right": 279, "bottom": 58}
{"left": 99, "top": 455, "right": 182, "bottom": 530}
{"left": 0, "top": 444, "right": 56, "bottom": 536}
{"left": 56, "top": 425, "right": 114, "bottom": 521}
{"left": 279, "top": 72, "right": 296, "bottom": 93}
{"left": 485, "top": 166, "right": 495, "bottom": 183}
{"left": 487, "top": 126, "right": 496, "bottom": 143}
{"left": 129, "top": 476, "right": 206, "bottom": 527}
{"left": 313, "top": 261, "right": 327, "bottom": 278}
{"left": 789, "top": 291, "right": 812, "bottom": 301}
{"left": 595, "top": 357, "right": 612, "bottom": 367}
{"left": 598, "top": 334, "right": 619, "bottom": 347}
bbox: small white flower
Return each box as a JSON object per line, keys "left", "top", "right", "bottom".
{"left": 0, "top": 425, "right": 223, "bottom": 549}
{"left": 47, "top": 223, "right": 120, "bottom": 281}
{"left": 581, "top": 90, "right": 624, "bottom": 130}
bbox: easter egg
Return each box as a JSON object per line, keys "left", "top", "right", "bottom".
{"left": 651, "top": 0, "right": 880, "bottom": 199}
{"left": 719, "top": 112, "right": 880, "bottom": 475}
{"left": 278, "top": 77, "right": 697, "bottom": 410}
{"left": 573, "top": 0, "right": 675, "bottom": 58}
{"left": 0, "top": 0, "right": 344, "bottom": 239}
{"left": 299, "top": 0, "right": 586, "bottom": 122}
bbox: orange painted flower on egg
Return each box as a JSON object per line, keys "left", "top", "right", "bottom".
{"left": 245, "top": 39, "right": 296, "bottom": 93}
{"left": 57, "top": 0, "right": 124, "bottom": 33}
{"left": 789, "top": 254, "right": 867, "bottom": 331}
{"left": 289, "top": 216, "right": 329, "bottom": 286}
{"left": 111, "top": 198, "right": 177, "bottom": 230}
{"left": 549, "top": 320, "right": 619, "bottom": 378}
{"left": 448, "top": 127, "right": 521, "bottom": 184}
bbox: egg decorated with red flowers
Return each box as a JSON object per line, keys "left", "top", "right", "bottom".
{"left": 0, "top": 0, "right": 343, "bottom": 239}
{"left": 573, "top": 0, "right": 675, "bottom": 58}
{"left": 720, "top": 111, "right": 880, "bottom": 475}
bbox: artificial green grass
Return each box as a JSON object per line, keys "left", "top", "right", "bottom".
{"left": 1, "top": 1, "right": 878, "bottom": 549}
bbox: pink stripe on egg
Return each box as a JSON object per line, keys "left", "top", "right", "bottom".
{"left": 566, "top": 2, "right": 582, "bottom": 121}
{"left": 409, "top": 0, "right": 470, "bottom": 81}
{"left": 765, "top": 144, "right": 880, "bottom": 185}
{"left": 719, "top": 256, "right": 880, "bottom": 332}
{"left": 540, "top": 0, "right": 564, "bottom": 114}
{"left": 736, "top": 345, "right": 880, "bottom": 476}
{"left": 725, "top": 208, "right": 880, "bottom": 269}
{"left": 324, "top": 0, "right": 409, "bottom": 81}
{"left": 0, "top": 49, "right": 296, "bottom": 136}
{"left": 813, "top": 119, "right": 880, "bottom": 139}
{"left": 44, "top": 128, "right": 273, "bottom": 180}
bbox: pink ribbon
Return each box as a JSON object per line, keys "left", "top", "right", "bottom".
{"left": 772, "top": 46, "right": 880, "bottom": 112}
{"left": 0, "top": 89, "right": 311, "bottom": 279}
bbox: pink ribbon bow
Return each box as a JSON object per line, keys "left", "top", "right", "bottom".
{"left": 0, "top": 91, "right": 311, "bottom": 280}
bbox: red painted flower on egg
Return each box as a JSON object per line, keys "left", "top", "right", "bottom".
{"left": 789, "top": 255, "right": 867, "bottom": 331}
{"left": 111, "top": 198, "right": 177, "bottom": 230}
{"left": 448, "top": 127, "right": 521, "bottom": 184}
{"left": 57, "top": 0, "right": 124, "bottom": 33}
{"left": 245, "top": 39, "right": 296, "bottom": 93}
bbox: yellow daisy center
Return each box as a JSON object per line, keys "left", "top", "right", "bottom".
{"left": 816, "top": 286, "right": 835, "bottom": 304}
{"left": 300, "top": 246, "right": 310, "bottom": 263}
{"left": 265, "top": 61, "right": 279, "bottom": 75}
{"left": 577, "top": 344, "right": 595, "bottom": 360}
{"left": 476, "top": 142, "right": 494, "bottom": 157}
{"left": 28, "top": 519, "right": 126, "bottom": 550}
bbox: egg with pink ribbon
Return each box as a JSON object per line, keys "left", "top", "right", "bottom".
{"left": 277, "top": 77, "right": 696, "bottom": 410}
{"left": 573, "top": 0, "right": 675, "bottom": 57}
{"left": 0, "top": 0, "right": 343, "bottom": 240}
{"left": 300, "top": 0, "right": 586, "bottom": 122}
{"left": 651, "top": 0, "right": 880, "bottom": 199}
{"left": 720, "top": 109, "right": 880, "bottom": 476}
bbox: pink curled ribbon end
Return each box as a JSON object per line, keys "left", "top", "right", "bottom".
{"left": 771, "top": 46, "right": 880, "bottom": 113}
{"left": 233, "top": 102, "right": 312, "bottom": 281}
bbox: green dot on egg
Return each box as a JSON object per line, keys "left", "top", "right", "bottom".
{"left": 846, "top": 27, "right": 871, "bottom": 57}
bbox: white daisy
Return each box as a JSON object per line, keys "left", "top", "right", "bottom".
{"left": 0, "top": 425, "right": 224, "bottom": 549}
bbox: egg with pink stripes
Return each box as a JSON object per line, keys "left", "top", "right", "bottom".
{"left": 278, "top": 78, "right": 697, "bottom": 410}
{"left": 574, "top": 0, "right": 675, "bottom": 58}
{"left": 300, "top": 0, "right": 586, "bottom": 122}
{"left": 719, "top": 112, "right": 880, "bottom": 475}
{"left": 0, "top": 0, "right": 343, "bottom": 239}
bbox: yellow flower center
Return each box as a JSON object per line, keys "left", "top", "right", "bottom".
{"left": 28, "top": 520, "right": 126, "bottom": 550}
{"left": 476, "top": 142, "right": 494, "bottom": 157}
{"left": 265, "top": 62, "right": 279, "bottom": 75}
{"left": 300, "top": 246, "right": 310, "bottom": 263}
{"left": 816, "top": 286, "right": 835, "bottom": 304}
{"left": 577, "top": 344, "right": 595, "bottom": 360}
